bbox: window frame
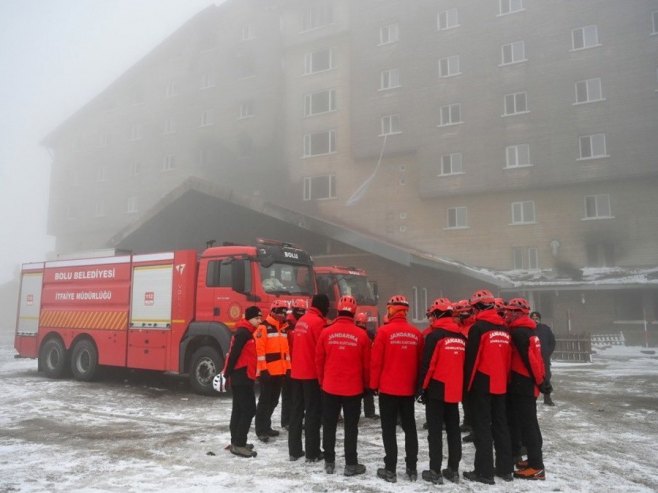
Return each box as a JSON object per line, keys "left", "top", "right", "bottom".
{"left": 379, "top": 22, "right": 399, "bottom": 45}
{"left": 583, "top": 194, "right": 613, "bottom": 220}
{"left": 574, "top": 77, "right": 604, "bottom": 104}
{"left": 302, "top": 130, "right": 336, "bottom": 157}
{"left": 498, "top": 0, "right": 524, "bottom": 16}
{"left": 303, "top": 48, "right": 334, "bottom": 75}
{"left": 380, "top": 68, "right": 401, "bottom": 90}
{"left": 301, "top": 3, "right": 334, "bottom": 33}
{"left": 304, "top": 89, "right": 336, "bottom": 117}
{"left": 503, "top": 91, "right": 529, "bottom": 116}
{"left": 446, "top": 206, "right": 468, "bottom": 229}
{"left": 505, "top": 144, "right": 532, "bottom": 168}
{"left": 653, "top": 11, "right": 658, "bottom": 34}
{"left": 162, "top": 154, "right": 176, "bottom": 172}
{"left": 380, "top": 114, "right": 401, "bottom": 136}
{"left": 163, "top": 117, "right": 176, "bottom": 135}
{"left": 438, "top": 103, "right": 462, "bottom": 127}
{"left": 512, "top": 246, "right": 539, "bottom": 270}
{"left": 303, "top": 174, "right": 336, "bottom": 201}
{"left": 439, "top": 152, "right": 464, "bottom": 176}
{"left": 500, "top": 40, "right": 526, "bottom": 65}
{"left": 239, "top": 100, "right": 254, "bottom": 119}
{"left": 511, "top": 200, "right": 536, "bottom": 225}
{"left": 126, "top": 196, "right": 137, "bottom": 214}
{"left": 200, "top": 110, "right": 214, "bottom": 127}
{"left": 571, "top": 25, "right": 600, "bottom": 51}
{"left": 438, "top": 55, "right": 461, "bottom": 78}
{"left": 578, "top": 133, "right": 608, "bottom": 160}
{"left": 437, "top": 8, "right": 459, "bottom": 31}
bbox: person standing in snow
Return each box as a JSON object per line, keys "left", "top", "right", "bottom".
{"left": 371, "top": 295, "right": 423, "bottom": 483}
{"left": 223, "top": 306, "right": 262, "bottom": 458}
{"left": 281, "top": 299, "right": 307, "bottom": 430}
{"left": 355, "top": 312, "right": 379, "bottom": 420}
{"left": 530, "top": 311, "right": 556, "bottom": 406}
{"left": 316, "top": 295, "right": 370, "bottom": 477}
{"left": 506, "top": 299, "right": 548, "bottom": 481}
{"left": 463, "top": 289, "right": 513, "bottom": 485}
{"left": 418, "top": 298, "right": 466, "bottom": 485}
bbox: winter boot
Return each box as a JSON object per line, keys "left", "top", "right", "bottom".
{"left": 324, "top": 462, "right": 335, "bottom": 474}
{"left": 344, "top": 464, "right": 366, "bottom": 476}
{"left": 495, "top": 471, "right": 513, "bottom": 482}
{"left": 442, "top": 467, "right": 459, "bottom": 484}
{"left": 544, "top": 394, "right": 555, "bottom": 406}
{"left": 230, "top": 444, "right": 256, "bottom": 458}
{"left": 306, "top": 452, "right": 324, "bottom": 463}
{"left": 514, "top": 467, "right": 545, "bottom": 480}
{"left": 463, "top": 470, "right": 495, "bottom": 485}
{"left": 377, "top": 468, "right": 397, "bottom": 483}
{"left": 405, "top": 467, "right": 417, "bottom": 481}
{"left": 421, "top": 469, "right": 443, "bottom": 485}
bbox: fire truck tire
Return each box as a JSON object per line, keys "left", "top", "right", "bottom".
{"left": 71, "top": 339, "right": 99, "bottom": 381}
{"left": 190, "top": 346, "right": 222, "bottom": 396}
{"left": 39, "top": 338, "right": 69, "bottom": 379}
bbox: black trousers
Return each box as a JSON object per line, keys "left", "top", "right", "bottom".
{"left": 469, "top": 390, "right": 513, "bottom": 478}
{"left": 509, "top": 393, "right": 544, "bottom": 469}
{"left": 379, "top": 393, "right": 418, "bottom": 472}
{"left": 230, "top": 383, "right": 256, "bottom": 447}
{"left": 462, "top": 392, "right": 472, "bottom": 427}
{"left": 362, "top": 389, "right": 376, "bottom": 417}
{"left": 255, "top": 375, "right": 284, "bottom": 435}
{"left": 288, "top": 378, "right": 323, "bottom": 459}
{"left": 322, "top": 391, "right": 362, "bottom": 466}
{"left": 281, "top": 372, "right": 292, "bottom": 427}
{"left": 426, "top": 398, "right": 461, "bottom": 472}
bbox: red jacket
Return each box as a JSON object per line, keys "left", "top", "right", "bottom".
{"left": 370, "top": 312, "right": 423, "bottom": 396}
{"left": 509, "top": 315, "right": 546, "bottom": 398}
{"left": 316, "top": 315, "right": 371, "bottom": 396}
{"left": 290, "top": 307, "right": 326, "bottom": 380}
{"left": 465, "top": 309, "right": 511, "bottom": 395}
{"left": 223, "top": 319, "right": 257, "bottom": 385}
{"left": 420, "top": 318, "right": 466, "bottom": 403}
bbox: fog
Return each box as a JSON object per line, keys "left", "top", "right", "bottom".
{"left": 0, "top": 0, "right": 222, "bottom": 286}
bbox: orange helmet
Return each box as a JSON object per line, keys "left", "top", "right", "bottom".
{"left": 337, "top": 295, "right": 358, "bottom": 313}
{"left": 387, "top": 295, "right": 409, "bottom": 307}
{"left": 469, "top": 289, "right": 495, "bottom": 306}
{"left": 355, "top": 312, "right": 368, "bottom": 326}
{"left": 270, "top": 299, "right": 289, "bottom": 314}
{"left": 428, "top": 297, "right": 453, "bottom": 315}
{"left": 506, "top": 297, "right": 531, "bottom": 314}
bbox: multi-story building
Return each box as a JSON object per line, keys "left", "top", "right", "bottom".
{"left": 43, "top": 0, "right": 658, "bottom": 343}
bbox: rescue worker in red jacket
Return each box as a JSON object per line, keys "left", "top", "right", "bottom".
{"left": 281, "top": 298, "right": 307, "bottom": 430}
{"left": 288, "top": 294, "right": 329, "bottom": 462}
{"left": 418, "top": 298, "right": 466, "bottom": 484}
{"left": 463, "top": 289, "right": 513, "bottom": 485}
{"left": 254, "top": 299, "right": 290, "bottom": 442}
{"left": 505, "top": 298, "right": 547, "bottom": 481}
{"left": 316, "top": 295, "right": 370, "bottom": 477}
{"left": 371, "top": 295, "right": 424, "bottom": 483}
{"left": 355, "top": 312, "right": 379, "bottom": 420}
{"left": 223, "top": 306, "right": 262, "bottom": 458}
{"left": 453, "top": 299, "right": 476, "bottom": 438}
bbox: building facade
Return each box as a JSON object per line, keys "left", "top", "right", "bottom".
{"left": 43, "top": 0, "right": 658, "bottom": 341}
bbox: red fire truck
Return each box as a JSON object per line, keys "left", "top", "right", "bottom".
{"left": 314, "top": 265, "right": 379, "bottom": 332}
{"left": 14, "top": 240, "right": 315, "bottom": 394}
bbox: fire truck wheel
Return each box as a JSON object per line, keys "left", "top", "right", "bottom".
{"left": 39, "top": 338, "right": 69, "bottom": 379}
{"left": 71, "top": 339, "right": 99, "bottom": 381}
{"left": 190, "top": 346, "right": 222, "bottom": 396}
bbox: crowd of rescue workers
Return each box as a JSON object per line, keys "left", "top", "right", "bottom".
{"left": 217, "top": 288, "right": 556, "bottom": 485}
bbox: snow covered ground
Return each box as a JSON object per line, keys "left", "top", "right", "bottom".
{"left": 0, "top": 330, "right": 657, "bottom": 492}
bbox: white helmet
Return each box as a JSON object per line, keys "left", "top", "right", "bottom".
{"left": 212, "top": 373, "right": 228, "bottom": 393}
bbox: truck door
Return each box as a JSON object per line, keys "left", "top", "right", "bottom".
{"left": 201, "top": 257, "right": 254, "bottom": 329}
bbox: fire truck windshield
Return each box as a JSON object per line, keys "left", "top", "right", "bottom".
{"left": 336, "top": 275, "right": 377, "bottom": 305}
{"left": 260, "top": 262, "right": 314, "bottom": 296}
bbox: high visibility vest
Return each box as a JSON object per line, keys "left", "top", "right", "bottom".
{"left": 254, "top": 315, "right": 291, "bottom": 376}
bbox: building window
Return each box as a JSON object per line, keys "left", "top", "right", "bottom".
{"left": 301, "top": 3, "right": 333, "bottom": 32}
{"left": 511, "top": 201, "right": 535, "bottom": 224}
{"left": 575, "top": 78, "right": 603, "bottom": 104}
{"left": 501, "top": 40, "right": 526, "bottom": 65}
{"left": 439, "top": 55, "right": 461, "bottom": 78}
{"left": 98, "top": 132, "right": 110, "bottom": 148}
{"left": 95, "top": 201, "right": 105, "bottom": 218}
{"left": 165, "top": 80, "right": 178, "bottom": 98}
{"left": 499, "top": 0, "right": 524, "bottom": 15}
{"left": 239, "top": 100, "right": 254, "bottom": 119}
{"left": 162, "top": 154, "right": 176, "bottom": 171}
{"left": 572, "top": 25, "right": 600, "bottom": 50}
{"left": 380, "top": 68, "right": 400, "bottom": 90}
{"left": 439, "top": 103, "right": 462, "bottom": 126}
{"left": 200, "top": 110, "right": 214, "bottom": 127}
{"left": 505, "top": 144, "right": 531, "bottom": 168}
{"left": 96, "top": 166, "right": 107, "bottom": 182}
{"left": 304, "top": 48, "right": 334, "bottom": 74}
{"left": 439, "top": 152, "right": 463, "bottom": 175}
{"left": 584, "top": 194, "right": 612, "bottom": 219}
{"left": 653, "top": 11, "right": 658, "bottom": 34}
{"left": 380, "top": 114, "right": 401, "bottom": 136}
{"left": 126, "top": 196, "right": 137, "bottom": 214}
{"left": 411, "top": 286, "right": 428, "bottom": 322}
{"left": 446, "top": 206, "right": 468, "bottom": 229}
{"left": 437, "top": 8, "right": 459, "bottom": 30}
{"left": 512, "top": 247, "right": 539, "bottom": 270}
{"left": 163, "top": 118, "right": 176, "bottom": 134}
{"left": 241, "top": 23, "right": 254, "bottom": 41}
{"left": 303, "top": 175, "right": 336, "bottom": 200}
{"left": 129, "top": 124, "right": 143, "bottom": 142}
{"left": 304, "top": 89, "right": 336, "bottom": 116}
{"left": 579, "top": 133, "right": 607, "bottom": 159}
{"left": 503, "top": 91, "right": 528, "bottom": 116}
{"left": 379, "top": 23, "right": 399, "bottom": 45}
{"left": 303, "top": 130, "right": 336, "bottom": 157}
{"left": 586, "top": 242, "right": 615, "bottom": 267}
{"left": 200, "top": 73, "right": 215, "bottom": 89}
{"left": 131, "top": 161, "right": 142, "bottom": 176}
